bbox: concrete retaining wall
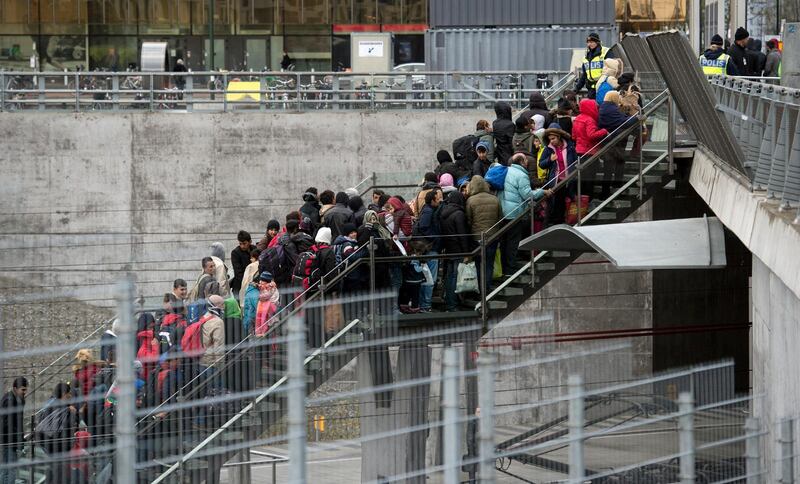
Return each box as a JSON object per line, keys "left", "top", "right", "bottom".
{"left": 0, "top": 111, "right": 491, "bottom": 305}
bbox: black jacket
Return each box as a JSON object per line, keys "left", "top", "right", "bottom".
{"left": 300, "top": 195, "right": 321, "bottom": 231}
{"left": 230, "top": 245, "right": 252, "bottom": 293}
{"left": 749, "top": 39, "right": 767, "bottom": 76}
{"left": 435, "top": 161, "right": 459, "bottom": 180}
{"left": 492, "top": 102, "right": 515, "bottom": 166}
{"left": 728, "top": 42, "right": 755, "bottom": 77}
{"left": 438, "top": 192, "right": 472, "bottom": 254}
{"left": 0, "top": 391, "right": 24, "bottom": 450}
{"left": 519, "top": 92, "right": 553, "bottom": 128}
{"left": 322, "top": 203, "right": 355, "bottom": 240}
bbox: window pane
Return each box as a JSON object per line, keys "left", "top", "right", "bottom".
{"left": 0, "top": 35, "right": 36, "bottom": 69}
{"left": 377, "top": 0, "right": 400, "bottom": 23}
{"left": 403, "top": 0, "right": 425, "bottom": 24}
{"left": 283, "top": 0, "right": 300, "bottom": 23}
{"left": 40, "top": 0, "right": 86, "bottom": 29}
{"left": 38, "top": 35, "right": 86, "bottom": 69}
{"left": 88, "top": 35, "right": 137, "bottom": 70}
{"left": 302, "top": 0, "right": 328, "bottom": 24}
{"left": 88, "top": 0, "right": 137, "bottom": 33}
{"left": 332, "top": 0, "right": 350, "bottom": 23}
{"left": 284, "top": 34, "right": 330, "bottom": 70}
{"left": 353, "top": 0, "right": 375, "bottom": 23}
{"left": 0, "top": 0, "right": 38, "bottom": 33}
{"left": 240, "top": 0, "right": 274, "bottom": 28}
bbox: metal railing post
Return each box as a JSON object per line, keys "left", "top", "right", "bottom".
{"left": 678, "top": 392, "right": 695, "bottom": 484}
{"left": 577, "top": 155, "right": 583, "bottom": 225}
{"left": 745, "top": 417, "right": 762, "bottom": 484}
{"left": 443, "top": 73, "right": 449, "bottom": 111}
{"left": 479, "top": 231, "right": 488, "bottom": 331}
{"left": 567, "top": 374, "right": 585, "bottom": 484}
{"left": 668, "top": 93, "right": 676, "bottom": 176}
{"left": 114, "top": 275, "right": 136, "bottom": 484}
{"left": 186, "top": 75, "right": 194, "bottom": 113}
{"left": 780, "top": 418, "right": 795, "bottom": 484}
{"left": 478, "top": 352, "right": 496, "bottom": 484}
{"left": 638, "top": 116, "right": 645, "bottom": 200}
{"left": 149, "top": 73, "right": 155, "bottom": 112}
{"left": 223, "top": 72, "right": 229, "bottom": 112}
{"left": 297, "top": 73, "right": 302, "bottom": 111}
{"left": 111, "top": 74, "right": 119, "bottom": 112}
{"left": 405, "top": 73, "right": 413, "bottom": 110}
{"left": 442, "top": 347, "right": 461, "bottom": 484}
{"left": 529, "top": 201, "right": 536, "bottom": 288}
{"left": 369, "top": 236, "right": 376, "bottom": 330}
{"left": 37, "top": 75, "right": 45, "bottom": 111}
{"left": 332, "top": 75, "right": 340, "bottom": 111}
{"left": 74, "top": 72, "right": 79, "bottom": 112}
{"left": 0, "top": 72, "right": 4, "bottom": 112}
{"left": 287, "top": 315, "right": 306, "bottom": 484}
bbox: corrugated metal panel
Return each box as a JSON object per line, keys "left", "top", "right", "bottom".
{"left": 425, "top": 27, "right": 618, "bottom": 72}
{"left": 429, "top": 0, "right": 616, "bottom": 28}
{"left": 620, "top": 33, "right": 659, "bottom": 72}
{"left": 645, "top": 32, "right": 747, "bottom": 175}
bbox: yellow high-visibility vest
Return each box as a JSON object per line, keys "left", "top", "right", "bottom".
{"left": 583, "top": 46, "right": 609, "bottom": 85}
{"left": 699, "top": 53, "right": 730, "bottom": 75}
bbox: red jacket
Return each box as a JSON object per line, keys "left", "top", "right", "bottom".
{"left": 572, "top": 99, "right": 608, "bottom": 156}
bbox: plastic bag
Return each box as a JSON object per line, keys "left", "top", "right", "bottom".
{"left": 456, "top": 262, "right": 479, "bottom": 294}
{"left": 493, "top": 251, "right": 503, "bottom": 280}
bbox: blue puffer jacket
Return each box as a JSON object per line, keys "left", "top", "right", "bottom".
{"left": 499, "top": 164, "right": 545, "bottom": 220}
{"left": 241, "top": 284, "right": 259, "bottom": 334}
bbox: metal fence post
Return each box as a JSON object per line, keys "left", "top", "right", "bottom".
{"left": 442, "top": 347, "right": 461, "bottom": 484}
{"left": 678, "top": 392, "right": 695, "bottom": 484}
{"left": 780, "top": 418, "right": 795, "bottom": 484}
{"left": 479, "top": 231, "right": 487, "bottom": 331}
{"left": 638, "top": 116, "right": 645, "bottom": 200}
{"left": 287, "top": 315, "right": 306, "bottom": 484}
{"left": 115, "top": 275, "right": 137, "bottom": 484}
{"left": 186, "top": 75, "right": 194, "bottom": 113}
{"left": 0, "top": 72, "right": 5, "bottom": 111}
{"left": 369, "top": 236, "right": 376, "bottom": 330}
{"left": 111, "top": 74, "right": 119, "bottom": 112}
{"left": 37, "top": 75, "right": 45, "bottom": 111}
{"left": 478, "top": 352, "right": 496, "bottom": 484}
{"left": 668, "top": 93, "right": 676, "bottom": 176}
{"left": 567, "top": 374, "right": 585, "bottom": 484}
{"left": 746, "top": 417, "right": 762, "bottom": 484}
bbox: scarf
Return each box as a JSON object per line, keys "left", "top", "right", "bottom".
{"left": 550, "top": 142, "right": 567, "bottom": 180}
{"left": 258, "top": 283, "right": 280, "bottom": 306}
{"left": 364, "top": 210, "right": 393, "bottom": 241}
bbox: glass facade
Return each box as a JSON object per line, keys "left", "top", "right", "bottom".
{"left": 0, "top": 0, "right": 427, "bottom": 71}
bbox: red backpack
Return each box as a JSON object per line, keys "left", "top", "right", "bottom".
{"left": 180, "top": 314, "right": 214, "bottom": 357}
{"left": 293, "top": 245, "right": 321, "bottom": 290}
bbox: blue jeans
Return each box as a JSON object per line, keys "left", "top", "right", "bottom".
{"left": 444, "top": 259, "right": 460, "bottom": 311}
{"left": 0, "top": 447, "right": 18, "bottom": 484}
{"left": 418, "top": 252, "right": 439, "bottom": 310}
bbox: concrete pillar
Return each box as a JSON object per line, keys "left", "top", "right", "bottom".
{"left": 782, "top": 23, "right": 800, "bottom": 89}
{"left": 359, "top": 344, "right": 432, "bottom": 484}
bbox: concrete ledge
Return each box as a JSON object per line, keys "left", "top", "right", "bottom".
{"left": 690, "top": 148, "right": 800, "bottom": 300}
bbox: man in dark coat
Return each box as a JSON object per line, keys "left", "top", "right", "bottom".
{"left": 729, "top": 27, "right": 755, "bottom": 76}
{"left": 0, "top": 377, "right": 27, "bottom": 484}
{"left": 434, "top": 150, "right": 459, "bottom": 181}
{"left": 492, "top": 102, "right": 515, "bottom": 166}
{"left": 518, "top": 92, "right": 552, "bottom": 129}
{"left": 747, "top": 39, "right": 767, "bottom": 77}
{"left": 322, "top": 191, "right": 355, "bottom": 240}
{"left": 230, "top": 230, "right": 252, "bottom": 298}
{"left": 438, "top": 191, "right": 473, "bottom": 311}
{"left": 299, "top": 187, "right": 321, "bottom": 232}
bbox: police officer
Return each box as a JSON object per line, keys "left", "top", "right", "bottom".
{"left": 699, "top": 34, "right": 738, "bottom": 76}
{"left": 574, "top": 32, "right": 614, "bottom": 100}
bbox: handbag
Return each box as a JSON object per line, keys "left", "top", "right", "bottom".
{"left": 455, "top": 262, "right": 479, "bottom": 294}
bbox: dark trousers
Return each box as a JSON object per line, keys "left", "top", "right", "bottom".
{"left": 547, "top": 186, "right": 569, "bottom": 226}
{"left": 475, "top": 241, "right": 498, "bottom": 291}
{"left": 601, "top": 142, "right": 627, "bottom": 199}
{"left": 500, "top": 219, "right": 526, "bottom": 276}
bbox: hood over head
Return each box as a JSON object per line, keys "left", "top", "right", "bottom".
{"left": 436, "top": 150, "right": 453, "bottom": 164}
{"left": 494, "top": 101, "right": 512, "bottom": 120}
{"left": 528, "top": 92, "right": 547, "bottom": 110}
{"left": 467, "top": 175, "right": 490, "bottom": 196}
{"left": 578, "top": 98, "right": 600, "bottom": 120}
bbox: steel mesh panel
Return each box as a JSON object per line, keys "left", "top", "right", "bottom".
{"left": 620, "top": 33, "right": 660, "bottom": 73}
{"left": 645, "top": 32, "right": 747, "bottom": 175}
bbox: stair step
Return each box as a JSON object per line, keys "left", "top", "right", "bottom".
{"left": 341, "top": 332, "right": 363, "bottom": 343}
{"left": 550, "top": 251, "right": 571, "bottom": 257}
{"left": 221, "top": 431, "right": 245, "bottom": 442}
{"left": 499, "top": 286, "right": 524, "bottom": 297}
{"left": 534, "top": 262, "right": 556, "bottom": 271}
{"left": 257, "top": 401, "right": 282, "bottom": 412}
{"left": 610, "top": 199, "right": 632, "bottom": 209}
{"left": 596, "top": 211, "right": 618, "bottom": 220}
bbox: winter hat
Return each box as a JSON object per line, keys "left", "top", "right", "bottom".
{"left": 767, "top": 38, "right": 779, "bottom": 49}
{"left": 342, "top": 223, "right": 358, "bottom": 236}
{"left": 344, "top": 187, "right": 359, "bottom": 198}
{"left": 439, "top": 173, "right": 454, "bottom": 187}
{"left": 735, "top": 27, "right": 749, "bottom": 41}
{"left": 210, "top": 242, "right": 225, "bottom": 261}
{"left": 515, "top": 116, "right": 530, "bottom": 130}
{"left": 267, "top": 219, "right": 280, "bottom": 231}
{"left": 532, "top": 114, "right": 546, "bottom": 131}
{"left": 436, "top": 150, "right": 453, "bottom": 164}
{"left": 208, "top": 294, "right": 225, "bottom": 308}
{"left": 618, "top": 72, "right": 636, "bottom": 86}
{"left": 315, "top": 227, "right": 332, "bottom": 245}
{"left": 476, "top": 141, "right": 489, "bottom": 152}
{"left": 302, "top": 190, "right": 318, "bottom": 202}
{"left": 544, "top": 122, "right": 571, "bottom": 142}
{"left": 711, "top": 34, "right": 724, "bottom": 46}
{"left": 587, "top": 32, "right": 601, "bottom": 43}
{"left": 603, "top": 58, "right": 623, "bottom": 78}
{"left": 299, "top": 216, "right": 313, "bottom": 233}
{"left": 259, "top": 271, "right": 273, "bottom": 282}
{"left": 335, "top": 191, "right": 349, "bottom": 205}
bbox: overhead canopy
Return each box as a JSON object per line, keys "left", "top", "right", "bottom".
{"left": 519, "top": 217, "right": 727, "bottom": 270}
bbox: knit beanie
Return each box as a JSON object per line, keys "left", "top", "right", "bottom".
{"left": 734, "top": 27, "right": 749, "bottom": 41}
{"left": 711, "top": 34, "right": 724, "bottom": 46}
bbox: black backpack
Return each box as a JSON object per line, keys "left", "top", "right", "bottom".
{"left": 452, "top": 134, "right": 480, "bottom": 175}
{"left": 259, "top": 240, "right": 290, "bottom": 284}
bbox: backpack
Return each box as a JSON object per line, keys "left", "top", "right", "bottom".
{"left": 293, "top": 248, "right": 319, "bottom": 290}
{"left": 158, "top": 313, "right": 184, "bottom": 353}
{"left": 180, "top": 314, "right": 214, "bottom": 357}
{"left": 259, "top": 241, "right": 290, "bottom": 284}
{"left": 452, "top": 134, "right": 479, "bottom": 177}
{"left": 485, "top": 164, "right": 509, "bottom": 191}
{"left": 35, "top": 406, "right": 70, "bottom": 443}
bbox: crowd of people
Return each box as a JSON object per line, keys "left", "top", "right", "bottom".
{"left": 698, "top": 28, "right": 782, "bottom": 79}
{"left": 0, "top": 33, "right": 659, "bottom": 483}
